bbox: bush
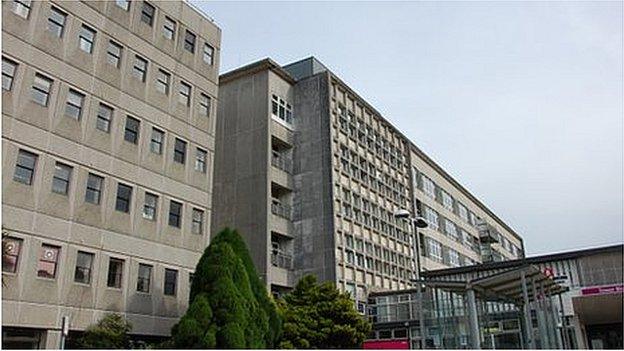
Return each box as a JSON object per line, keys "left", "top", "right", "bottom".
{"left": 76, "top": 313, "right": 132, "bottom": 349}
{"left": 278, "top": 275, "right": 371, "bottom": 349}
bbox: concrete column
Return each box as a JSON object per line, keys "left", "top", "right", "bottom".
{"left": 535, "top": 281, "right": 550, "bottom": 349}
{"left": 558, "top": 293, "right": 569, "bottom": 349}
{"left": 45, "top": 330, "right": 62, "bottom": 349}
{"left": 418, "top": 282, "right": 426, "bottom": 349}
{"left": 521, "top": 270, "right": 535, "bottom": 349}
{"left": 466, "top": 288, "right": 480, "bottom": 349}
{"left": 548, "top": 294, "right": 562, "bottom": 349}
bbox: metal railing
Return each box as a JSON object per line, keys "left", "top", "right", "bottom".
{"left": 271, "top": 251, "right": 294, "bottom": 269}
{"left": 271, "top": 199, "right": 292, "bottom": 220}
{"left": 271, "top": 153, "right": 293, "bottom": 174}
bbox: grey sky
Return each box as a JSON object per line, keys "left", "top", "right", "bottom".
{"left": 194, "top": 1, "right": 623, "bottom": 255}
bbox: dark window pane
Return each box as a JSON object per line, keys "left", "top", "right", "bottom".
{"left": 124, "top": 116, "right": 140, "bottom": 144}
{"left": 140, "top": 2, "right": 155, "bottom": 26}
{"left": 168, "top": 200, "right": 182, "bottom": 227}
{"left": 115, "top": 183, "right": 132, "bottom": 213}
{"left": 184, "top": 30, "right": 196, "bottom": 53}
{"left": 173, "top": 139, "right": 186, "bottom": 164}
{"left": 164, "top": 269, "right": 177, "bottom": 296}
{"left": 107, "top": 258, "right": 124, "bottom": 288}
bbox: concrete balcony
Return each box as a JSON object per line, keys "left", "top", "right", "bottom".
{"left": 271, "top": 199, "right": 291, "bottom": 220}
{"left": 271, "top": 153, "right": 293, "bottom": 174}
{"left": 270, "top": 199, "right": 294, "bottom": 236}
{"left": 271, "top": 119, "right": 294, "bottom": 146}
{"left": 477, "top": 221, "right": 500, "bottom": 244}
{"left": 271, "top": 251, "right": 293, "bottom": 270}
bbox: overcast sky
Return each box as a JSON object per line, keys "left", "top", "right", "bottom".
{"left": 194, "top": 1, "right": 623, "bottom": 255}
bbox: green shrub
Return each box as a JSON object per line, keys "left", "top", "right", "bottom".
{"left": 76, "top": 313, "right": 132, "bottom": 349}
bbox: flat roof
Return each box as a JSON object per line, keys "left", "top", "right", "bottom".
{"left": 219, "top": 58, "right": 296, "bottom": 85}
{"left": 423, "top": 243, "right": 624, "bottom": 277}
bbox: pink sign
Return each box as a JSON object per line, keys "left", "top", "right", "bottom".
{"left": 363, "top": 339, "right": 409, "bottom": 349}
{"left": 581, "top": 284, "right": 624, "bottom": 296}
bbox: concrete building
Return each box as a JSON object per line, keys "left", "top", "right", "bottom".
{"left": 212, "top": 57, "right": 524, "bottom": 305}
{"left": 366, "top": 244, "right": 623, "bottom": 349}
{"left": 2, "top": 0, "right": 220, "bottom": 347}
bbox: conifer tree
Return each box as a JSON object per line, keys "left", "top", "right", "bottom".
{"left": 171, "top": 228, "right": 281, "bottom": 348}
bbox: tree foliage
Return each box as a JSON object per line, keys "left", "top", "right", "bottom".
{"left": 171, "top": 227, "right": 281, "bottom": 348}
{"left": 278, "top": 275, "right": 371, "bottom": 349}
{"left": 76, "top": 313, "right": 132, "bottom": 349}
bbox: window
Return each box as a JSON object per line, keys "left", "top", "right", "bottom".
{"left": 203, "top": 44, "right": 214, "bottom": 65}
{"left": 79, "top": 25, "right": 96, "bottom": 54}
{"left": 31, "top": 74, "right": 53, "bottom": 106}
{"left": 2, "top": 58, "right": 18, "bottom": 91}
{"left": 48, "top": 7, "right": 67, "bottom": 37}
{"left": 184, "top": 30, "right": 196, "bottom": 53}
{"left": 10, "top": 0, "right": 32, "bottom": 19}
{"left": 271, "top": 95, "right": 293, "bottom": 125}
{"left": 143, "top": 192, "right": 158, "bottom": 220}
{"left": 445, "top": 219, "right": 458, "bottom": 239}
{"left": 2, "top": 237, "right": 22, "bottom": 273}
{"left": 448, "top": 249, "right": 460, "bottom": 267}
{"left": 137, "top": 263, "right": 152, "bottom": 293}
{"left": 107, "top": 258, "right": 124, "bottom": 288}
{"left": 458, "top": 203, "right": 469, "bottom": 222}
{"left": 37, "top": 244, "right": 60, "bottom": 279}
{"left": 173, "top": 138, "right": 186, "bottom": 164}
{"left": 194, "top": 148, "right": 207, "bottom": 173}
{"left": 140, "top": 2, "right": 155, "bottom": 26}
{"left": 199, "top": 93, "right": 211, "bottom": 117}
{"left": 124, "top": 116, "right": 140, "bottom": 144}
{"left": 178, "top": 81, "right": 191, "bottom": 106}
{"left": 150, "top": 128, "right": 164, "bottom": 154}
{"left": 427, "top": 240, "right": 442, "bottom": 262}
{"left": 51, "top": 162, "right": 72, "bottom": 195}
{"left": 425, "top": 207, "right": 439, "bottom": 230}
{"left": 115, "top": 183, "right": 132, "bottom": 213}
{"left": 107, "top": 41, "right": 123, "bottom": 68}
{"left": 96, "top": 103, "right": 113, "bottom": 132}
{"left": 422, "top": 175, "right": 435, "bottom": 199}
{"left": 74, "top": 251, "right": 94, "bottom": 284}
{"left": 133, "top": 55, "right": 148, "bottom": 82}
{"left": 192, "top": 208, "right": 204, "bottom": 234}
{"left": 155, "top": 69, "right": 170, "bottom": 94}
{"left": 441, "top": 190, "right": 454, "bottom": 211}
{"left": 13, "top": 149, "right": 37, "bottom": 185}
{"left": 163, "top": 17, "right": 176, "bottom": 40}
{"left": 85, "top": 173, "right": 104, "bottom": 205}
{"left": 65, "top": 89, "right": 85, "bottom": 119}
{"left": 164, "top": 268, "right": 177, "bottom": 296}
{"left": 115, "top": 0, "right": 130, "bottom": 11}
{"left": 168, "top": 200, "right": 182, "bottom": 228}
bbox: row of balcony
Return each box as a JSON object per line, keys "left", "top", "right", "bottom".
{"left": 271, "top": 199, "right": 292, "bottom": 220}
{"left": 271, "top": 152, "right": 293, "bottom": 174}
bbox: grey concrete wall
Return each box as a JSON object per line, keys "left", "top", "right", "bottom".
{"left": 2, "top": 0, "right": 220, "bottom": 339}
{"left": 211, "top": 71, "right": 270, "bottom": 282}
{"left": 291, "top": 72, "right": 336, "bottom": 283}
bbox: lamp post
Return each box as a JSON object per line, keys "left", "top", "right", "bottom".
{"left": 395, "top": 209, "right": 428, "bottom": 349}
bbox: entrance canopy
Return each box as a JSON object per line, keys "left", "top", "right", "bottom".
{"left": 422, "top": 265, "right": 568, "bottom": 304}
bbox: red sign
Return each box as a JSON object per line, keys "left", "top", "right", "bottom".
{"left": 363, "top": 339, "right": 409, "bottom": 349}
{"left": 581, "top": 284, "right": 624, "bottom": 296}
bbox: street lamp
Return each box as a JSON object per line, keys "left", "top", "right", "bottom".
{"left": 394, "top": 209, "right": 428, "bottom": 278}
{"left": 394, "top": 209, "right": 428, "bottom": 349}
